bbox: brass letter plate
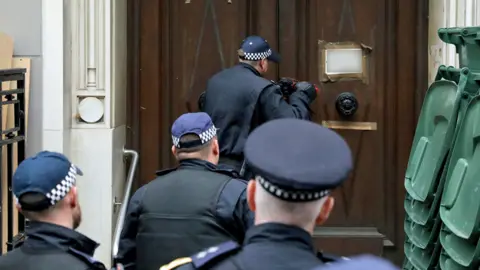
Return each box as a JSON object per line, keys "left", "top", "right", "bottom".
{"left": 321, "top": 120, "right": 377, "bottom": 131}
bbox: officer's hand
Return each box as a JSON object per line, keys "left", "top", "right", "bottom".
{"left": 295, "top": 81, "right": 318, "bottom": 101}
{"left": 111, "top": 263, "right": 125, "bottom": 270}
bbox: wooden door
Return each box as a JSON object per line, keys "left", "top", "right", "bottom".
{"left": 127, "top": 0, "right": 428, "bottom": 265}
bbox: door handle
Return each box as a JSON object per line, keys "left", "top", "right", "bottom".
{"left": 335, "top": 92, "right": 359, "bottom": 117}
{"left": 112, "top": 148, "right": 139, "bottom": 262}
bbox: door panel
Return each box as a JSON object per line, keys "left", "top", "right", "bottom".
{"left": 303, "top": 0, "right": 388, "bottom": 254}
{"left": 167, "top": 0, "right": 248, "bottom": 116}
{"left": 127, "top": 0, "right": 429, "bottom": 265}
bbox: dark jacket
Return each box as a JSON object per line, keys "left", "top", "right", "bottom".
{"left": 202, "top": 63, "right": 313, "bottom": 169}
{"left": 116, "top": 159, "right": 254, "bottom": 270}
{"left": 0, "top": 221, "right": 106, "bottom": 270}
{"left": 172, "top": 223, "right": 340, "bottom": 270}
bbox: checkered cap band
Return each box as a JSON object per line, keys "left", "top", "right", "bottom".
{"left": 45, "top": 164, "right": 78, "bottom": 205}
{"left": 243, "top": 49, "right": 272, "bottom": 61}
{"left": 256, "top": 175, "right": 330, "bottom": 202}
{"left": 172, "top": 136, "right": 180, "bottom": 148}
{"left": 171, "top": 125, "right": 217, "bottom": 148}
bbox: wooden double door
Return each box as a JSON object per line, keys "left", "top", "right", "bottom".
{"left": 127, "top": 0, "right": 429, "bottom": 265}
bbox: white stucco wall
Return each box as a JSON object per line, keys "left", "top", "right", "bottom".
{"left": 428, "top": 0, "right": 480, "bottom": 83}
{"left": 41, "top": 0, "right": 128, "bottom": 266}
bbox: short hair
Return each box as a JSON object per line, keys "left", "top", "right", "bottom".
{"left": 254, "top": 180, "right": 325, "bottom": 226}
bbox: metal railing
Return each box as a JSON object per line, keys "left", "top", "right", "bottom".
{"left": 112, "top": 148, "right": 139, "bottom": 263}
{"left": 0, "top": 68, "right": 27, "bottom": 253}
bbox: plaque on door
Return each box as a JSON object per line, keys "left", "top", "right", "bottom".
{"left": 318, "top": 41, "right": 372, "bottom": 84}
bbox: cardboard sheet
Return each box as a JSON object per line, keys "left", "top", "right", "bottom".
{"left": 318, "top": 40, "right": 372, "bottom": 84}
{"left": 0, "top": 32, "right": 13, "bottom": 254}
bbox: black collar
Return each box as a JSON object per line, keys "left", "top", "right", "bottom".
{"left": 180, "top": 159, "right": 240, "bottom": 178}
{"left": 244, "top": 223, "right": 315, "bottom": 252}
{"left": 178, "top": 158, "right": 218, "bottom": 171}
{"left": 238, "top": 63, "right": 262, "bottom": 77}
{"left": 23, "top": 221, "right": 99, "bottom": 256}
{"left": 156, "top": 159, "right": 240, "bottom": 178}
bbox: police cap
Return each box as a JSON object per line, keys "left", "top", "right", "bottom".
{"left": 13, "top": 151, "right": 83, "bottom": 211}
{"left": 244, "top": 119, "right": 352, "bottom": 202}
{"left": 238, "top": 35, "right": 281, "bottom": 63}
{"left": 171, "top": 112, "right": 217, "bottom": 149}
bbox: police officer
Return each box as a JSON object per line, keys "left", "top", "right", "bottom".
{"left": 0, "top": 151, "right": 108, "bottom": 270}
{"left": 200, "top": 35, "right": 318, "bottom": 174}
{"left": 310, "top": 255, "right": 400, "bottom": 270}
{"left": 160, "top": 118, "right": 354, "bottom": 270}
{"left": 116, "top": 112, "right": 254, "bottom": 270}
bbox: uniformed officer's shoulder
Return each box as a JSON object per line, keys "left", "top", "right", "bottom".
{"left": 160, "top": 241, "right": 241, "bottom": 270}
{"left": 155, "top": 167, "right": 177, "bottom": 177}
{"left": 250, "top": 75, "right": 276, "bottom": 91}
{"left": 259, "top": 82, "right": 282, "bottom": 96}
{"left": 0, "top": 247, "right": 22, "bottom": 266}
{"left": 211, "top": 164, "right": 240, "bottom": 179}
{"left": 68, "top": 247, "right": 107, "bottom": 269}
{"left": 317, "top": 251, "right": 349, "bottom": 264}
{"left": 190, "top": 240, "right": 240, "bottom": 268}
{"left": 265, "top": 80, "right": 279, "bottom": 88}
{"left": 231, "top": 177, "right": 248, "bottom": 185}
{"left": 311, "top": 255, "right": 399, "bottom": 270}
{"left": 222, "top": 177, "right": 249, "bottom": 195}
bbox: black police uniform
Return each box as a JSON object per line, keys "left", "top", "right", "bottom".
{"left": 161, "top": 118, "right": 354, "bottom": 270}
{"left": 0, "top": 151, "right": 107, "bottom": 270}
{"left": 116, "top": 113, "right": 254, "bottom": 270}
{"left": 0, "top": 221, "right": 106, "bottom": 270}
{"left": 201, "top": 35, "right": 317, "bottom": 172}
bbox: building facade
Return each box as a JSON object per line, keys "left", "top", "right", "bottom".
{"left": 0, "top": 0, "right": 479, "bottom": 267}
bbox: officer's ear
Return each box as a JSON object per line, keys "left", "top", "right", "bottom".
{"left": 258, "top": 59, "right": 268, "bottom": 73}
{"left": 314, "top": 196, "right": 334, "bottom": 226}
{"left": 247, "top": 180, "right": 256, "bottom": 212}
{"left": 171, "top": 145, "right": 177, "bottom": 156}
{"left": 211, "top": 138, "right": 219, "bottom": 156}
{"left": 65, "top": 186, "right": 79, "bottom": 209}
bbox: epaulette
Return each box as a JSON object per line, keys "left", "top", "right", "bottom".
{"left": 191, "top": 240, "right": 241, "bottom": 269}
{"left": 155, "top": 167, "right": 177, "bottom": 176}
{"left": 214, "top": 168, "right": 240, "bottom": 178}
{"left": 160, "top": 257, "right": 193, "bottom": 270}
{"left": 212, "top": 164, "right": 240, "bottom": 178}
{"left": 68, "top": 247, "right": 106, "bottom": 269}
